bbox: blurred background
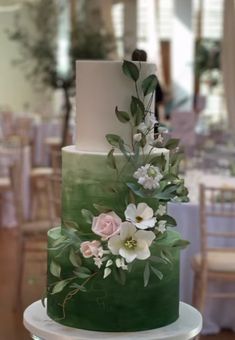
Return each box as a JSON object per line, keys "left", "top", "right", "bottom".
{"left": 0, "top": 0, "right": 235, "bottom": 339}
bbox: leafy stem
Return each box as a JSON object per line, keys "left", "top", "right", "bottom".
{"left": 135, "top": 80, "right": 140, "bottom": 100}
{"left": 57, "top": 271, "right": 98, "bottom": 321}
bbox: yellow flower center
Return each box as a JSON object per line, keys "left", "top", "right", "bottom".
{"left": 136, "top": 215, "right": 143, "bottom": 223}
{"left": 124, "top": 238, "right": 137, "bottom": 250}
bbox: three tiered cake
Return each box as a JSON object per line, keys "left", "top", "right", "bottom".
{"left": 46, "top": 60, "right": 189, "bottom": 332}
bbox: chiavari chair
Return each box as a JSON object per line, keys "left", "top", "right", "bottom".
{"left": 192, "top": 184, "right": 235, "bottom": 315}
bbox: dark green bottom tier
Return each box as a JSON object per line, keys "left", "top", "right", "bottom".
{"left": 47, "top": 227, "right": 180, "bottom": 332}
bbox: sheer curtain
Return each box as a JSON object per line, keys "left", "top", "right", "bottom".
{"left": 222, "top": 0, "right": 235, "bottom": 132}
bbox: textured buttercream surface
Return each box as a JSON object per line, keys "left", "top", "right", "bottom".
{"left": 47, "top": 147, "right": 180, "bottom": 331}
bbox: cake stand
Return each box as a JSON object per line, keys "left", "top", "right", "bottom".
{"left": 23, "top": 301, "right": 202, "bottom": 340}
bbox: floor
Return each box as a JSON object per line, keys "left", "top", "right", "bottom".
{"left": 0, "top": 228, "right": 234, "bottom": 340}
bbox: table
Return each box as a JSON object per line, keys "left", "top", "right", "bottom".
{"left": 23, "top": 301, "right": 202, "bottom": 340}
{"left": 168, "top": 170, "right": 235, "bottom": 334}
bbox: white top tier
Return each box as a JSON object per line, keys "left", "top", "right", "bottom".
{"left": 75, "top": 60, "right": 156, "bottom": 152}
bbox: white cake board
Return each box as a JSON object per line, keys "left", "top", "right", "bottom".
{"left": 23, "top": 301, "right": 202, "bottom": 340}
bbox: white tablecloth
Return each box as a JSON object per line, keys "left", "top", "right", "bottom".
{"left": 169, "top": 170, "right": 235, "bottom": 334}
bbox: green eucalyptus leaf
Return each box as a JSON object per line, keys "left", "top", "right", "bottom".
{"left": 51, "top": 235, "right": 67, "bottom": 247}
{"left": 172, "top": 239, "right": 190, "bottom": 248}
{"left": 150, "top": 154, "right": 166, "bottom": 169}
{"left": 160, "top": 249, "right": 173, "bottom": 263}
{"left": 150, "top": 266, "right": 163, "bottom": 280}
{"left": 81, "top": 209, "right": 93, "bottom": 224}
{"left": 144, "top": 262, "right": 150, "bottom": 287}
{"left": 70, "top": 283, "right": 87, "bottom": 292}
{"left": 62, "top": 227, "right": 81, "bottom": 244}
{"left": 165, "top": 138, "right": 180, "bottom": 150}
{"left": 128, "top": 189, "right": 136, "bottom": 204}
{"left": 160, "top": 215, "right": 177, "bottom": 227}
{"left": 149, "top": 255, "right": 167, "bottom": 264}
{"left": 52, "top": 280, "right": 68, "bottom": 294}
{"left": 107, "top": 148, "right": 117, "bottom": 170}
{"left": 50, "top": 261, "right": 61, "bottom": 278}
{"left": 115, "top": 106, "right": 130, "bottom": 123}
{"left": 155, "top": 184, "right": 178, "bottom": 200}
{"left": 130, "top": 96, "right": 145, "bottom": 124}
{"left": 76, "top": 272, "right": 91, "bottom": 279}
{"left": 142, "top": 74, "right": 158, "bottom": 96}
{"left": 106, "top": 134, "right": 124, "bottom": 149}
{"left": 93, "top": 203, "right": 111, "bottom": 213}
{"left": 126, "top": 182, "right": 146, "bottom": 198}
{"left": 69, "top": 248, "right": 82, "bottom": 268}
{"left": 122, "top": 60, "right": 139, "bottom": 81}
{"left": 63, "top": 220, "right": 79, "bottom": 229}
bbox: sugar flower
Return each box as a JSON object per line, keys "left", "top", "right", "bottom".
{"left": 157, "top": 220, "right": 167, "bottom": 233}
{"left": 108, "top": 222, "right": 155, "bottom": 263}
{"left": 138, "top": 113, "right": 157, "bottom": 134}
{"left": 134, "top": 164, "right": 163, "bottom": 190}
{"left": 125, "top": 203, "right": 156, "bottom": 230}
{"left": 156, "top": 204, "right": 167, "bottom": 216}
{"left": 115, "top": 258, "right": 128, "bottom": 270}
{"left": 80, "top": 240, "right": 101, "bottom": 258}
{"left": 92, "top": 211, "right": 122, "bottom": 240}
{"left": 133, "top": 133, "right": 142, "bottom": 142}
{"left": 94, "top": 257, "right": 103, "bottom": 268}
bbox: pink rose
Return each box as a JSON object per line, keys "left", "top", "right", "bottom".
{"left": 92, "top": 212, "right": 122, "bottom": 240}
{"left": 80, "top": 240, "right": 101, "bottom": 258}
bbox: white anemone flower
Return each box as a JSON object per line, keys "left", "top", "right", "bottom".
{"left": 134, "top": 164, "right": 163, "bottom": 190}
{"left": 125, "top": 203, "right": 156, "bottom": 230}
{"left": 108, "top": 222, "right": 155, "bottom": 263}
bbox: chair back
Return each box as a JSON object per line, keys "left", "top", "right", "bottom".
{"left": 9, "top": 161, "right": 24, "bottom": 227}
{"left": 14, "top": 117, "right": 33, "bottom": 146}
{"left": 200, "top": 184, "right": 235, "bottom": 256}
{"left": 47, "top": 174, "right": 61, "bottom": 226}
{"left": 51, "top": 150, "right": 61, "bottom": 175}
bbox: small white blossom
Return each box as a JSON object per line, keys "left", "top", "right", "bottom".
{"left": 125, "top": 203, "right": 156, "bottom": 229}
{"left": 103, "top": 267, "right": 112, "bottom": 279}
{"left": 94, "top": 257, "right": 103, "bottom": 268}
{"left": 133, "top": 133, "right": 142, "bottom": 142}
{"left": 108, "top": 222, "right": 155, "bottom": 263}
{"left": 156, "top": 205, "right": 167, "bottom": 216}
{"left": 134, "top": 164, "right": 163, "bottom": 190}
{"left": 115, "top": 258, "right": 128, "bottom": 270}
{"left": 157, "top": 220, "right": 167, "bottom": 233}
{"left": 97, "top": 247, "right": 104, "bottom": 258}
{"left": 138, "top": 113, "right": 157, "bottom": 134}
